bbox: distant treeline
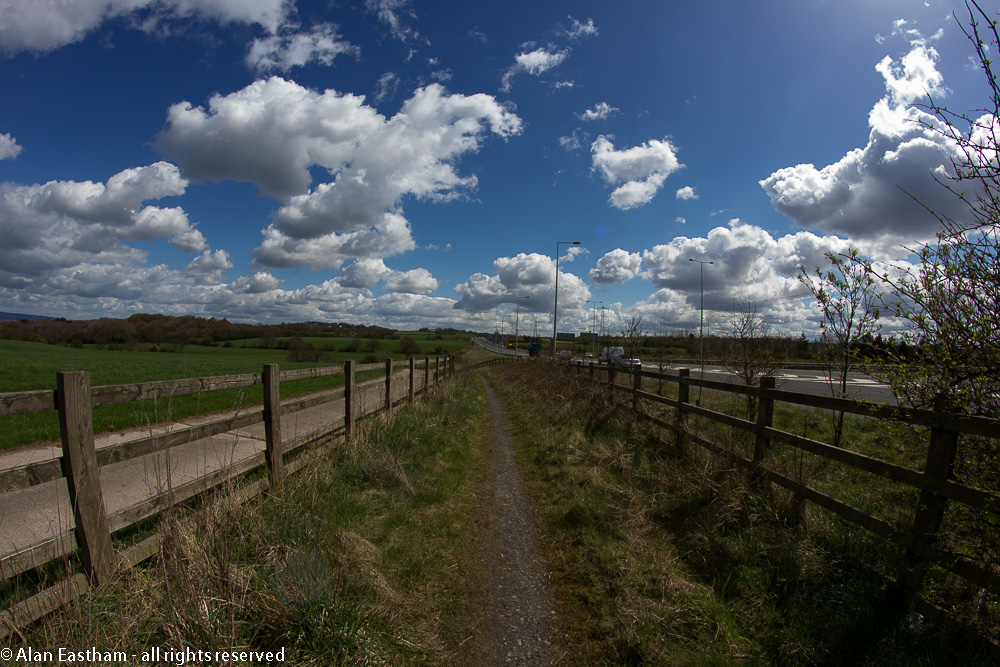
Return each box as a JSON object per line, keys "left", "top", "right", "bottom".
{"left": 0, "top": 314, "right": 471, "bottom": 350}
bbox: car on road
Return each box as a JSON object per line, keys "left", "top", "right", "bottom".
{"left": 621, "top": 357, "right": 642, "bottom": 370}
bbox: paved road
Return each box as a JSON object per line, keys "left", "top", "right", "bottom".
{"left": 649, "top": 363, "right": 897, "bottom": 405}
{"left": 472, "top": 339, "right": 897, "bottom": 405}
{"left": 0, "top": 368, "right": 429, "bottom": 563}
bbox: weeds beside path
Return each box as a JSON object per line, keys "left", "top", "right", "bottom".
{"left": 481, "top": 360, "right": 992, "bottom": 666}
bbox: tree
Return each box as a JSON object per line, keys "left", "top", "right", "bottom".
{"left": 722, "top": 297, "right": 785, "bottom": 418}
{"left": 619, "top": 315, "right": 643, "bottom": 358}
{"left": 799, "top": 249, "right": 882, "bottom": 446}
{"left": 873, "top": 0, "right": 1000, "bottom": 419}
{"left": 399, "top": 337, "right": 421, "bottom": 356}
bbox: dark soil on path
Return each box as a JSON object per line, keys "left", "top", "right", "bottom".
{"left": 478, "top": 376, "right": 559, "bottom": 666}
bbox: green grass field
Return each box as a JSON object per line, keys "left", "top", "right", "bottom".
{"left": 0, "top": 335, "right": 471, "bottom": 450}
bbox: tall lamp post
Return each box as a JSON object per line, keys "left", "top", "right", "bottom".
{"left": 514, "top": 295, "right": 530, "bottom": 358}
{"left": 586, "top": 299, "right": 602, "bottom": 356}
{"left": 689, "top": 258, "right": 713, "bottom": 401}
{"left": 552, "top": 240, "right": 581, "bottom": 355}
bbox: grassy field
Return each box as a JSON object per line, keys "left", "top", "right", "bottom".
{"left": 480, "top": 361, "right": 993, "bottom": 665}
{"left": 0, "top": 335, "right": 470, "bottom": 451}
{"left": 15, "top": 368, "right": 495, "bottom": 666}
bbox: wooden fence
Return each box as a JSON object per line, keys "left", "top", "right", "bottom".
{"left": 566, "top": 360, "right": 1000, "bottom": 656}
{"left": 0, "top": 355, "right": 455, "bottom": 637}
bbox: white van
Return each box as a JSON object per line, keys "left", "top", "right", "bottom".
{"left": 598, "top": 346, "right": 624, "bottom": 364}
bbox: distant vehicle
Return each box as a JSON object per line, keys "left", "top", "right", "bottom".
{"left": 598, "top": 346, "right": 624, "bottom": 364}
{"left": 621, "top": 357, "right": 642, "bottom": 370}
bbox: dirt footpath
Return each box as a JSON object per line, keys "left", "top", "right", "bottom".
{"left": 479, "top": 377, "right": 559, "bottom": 666}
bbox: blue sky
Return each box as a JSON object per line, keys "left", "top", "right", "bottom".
{"left": 0, "top": 0, "right": 990, "bottom": 336}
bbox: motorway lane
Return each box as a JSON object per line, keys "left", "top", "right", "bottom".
{"left": 642, "top": 363, "right": 898, "bottom": 405}
{"left": 473, "top": 339, "right": 897, "bottom": 404}
{"left": 0, "top": 368, "right": 427, "bottom": 562}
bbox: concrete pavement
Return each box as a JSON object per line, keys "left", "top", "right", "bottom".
{"left": 0, "top": 367, "right": 429, "bottom": 565}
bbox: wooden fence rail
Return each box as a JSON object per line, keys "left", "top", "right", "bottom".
{"left": 0, "top": 355, "right": 454, "bottom": 637}
{"left": 568, "top": 360, "right": 999, "bottom": 657}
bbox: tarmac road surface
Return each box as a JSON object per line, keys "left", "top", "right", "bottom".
{"left": 655, "top": 363, "right": 898, "bottom": 405}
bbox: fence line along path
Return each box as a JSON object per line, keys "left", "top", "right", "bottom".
{"left": 564, "top": 358, "right": 1000, "bottom": 659}
{"left": 0, "top": 355, "right": 454, "bottom": 637}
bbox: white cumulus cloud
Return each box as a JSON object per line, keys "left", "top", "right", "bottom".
{"left": 563, "top": 16, "right": 598, "bottom": 40}
{"left": 0, "top": 133, "right": 23, "bottom": 160}
{"left": 760, "top": 42, "right": 968, "bottom": 248}
{"left": 501, "top": 48, "right": 568, "bottom": 92}
{"left": 157, "top": 78, "right": 521, "bottom": 270}
{"left": 0, "top": 162, "right": 205, "bottom": 287}
{"left": 676, "top": 186, "right": 698, "bottom": 200}
{"left": 338, "top": 257, "right": 439, "bottom": 294}
{"left": 366, "top": 0, "right": 424, "bottom": 44}
{"left": 578, "top": 102, "right": 619, "bottom": 122}
{"left": 246, "top": 24, "right": 359, "bottom": 73}
{"left": 640, "top": 219, "right": 856, "bottom": 315}
{"left": 589, "top": 249, "right": 642, "bottom": 285}
{"left": 875, "top": 43, "right": 946, "bottom": 107}
{"left": 453, "top": 252, "right": 590, "bottom": 313}
{"left": 591, "top": 136, "right": 682, "bottom": 210}
{"left": 0, "top": 0, "right": 291, "bottom": 55}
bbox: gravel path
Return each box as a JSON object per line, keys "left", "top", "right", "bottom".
{"left": 479, "top": 377, "right": 558, "bottom": 666}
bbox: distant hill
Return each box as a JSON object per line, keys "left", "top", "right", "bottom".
{"left": 0, "top": 311, "right": 56, "bottom": 322}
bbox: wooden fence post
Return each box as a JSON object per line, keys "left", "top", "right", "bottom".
{"left": 632, "top": 368, "right": 642, "bottom": 412}
{"left": 435, "top": 357, "right": 440, "bottom": 384}
{"left": 262, "top": 363, "right": 284, "bottom": 491}
{"left": 344, "top": 360, "right": 355, "bottom": 443}
{"left": 898, "top": 408, "right": 960, "bottom": 599}
{"left": 676, "top": 368, "right": 690, "bottom": 457}
{"left": 385, "top": 358, "right": 393, "bottom": 413}
{"left": 409, "top": 356, "right": 415, "bottom": 404}
{"left": 751, "top": 376, "right": 775, "bottom": 489}
{"left": 424, "top": 357, "right": 430, "bottom": 391}
{"left": 57, "top": 371, "right": 116, "bottom": 585}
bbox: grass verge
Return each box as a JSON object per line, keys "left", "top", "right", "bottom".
{"left": 12, "top": 371, "right": 492, "bottom": 666}
{"left": 483, "top": 361, "right": 992, "bottom": 666}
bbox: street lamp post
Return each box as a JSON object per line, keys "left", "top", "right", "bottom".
{"left": 586, "top": 299, "right": 601, "bottom": 356}
{"left": 552, "top": 240, "right": 581, "bottom": 356}
{"left": 515, "top": 295, "right": 530, "bottom": 358}
{"left": 689, "top": 258, "right": 714, "bottom": 401}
